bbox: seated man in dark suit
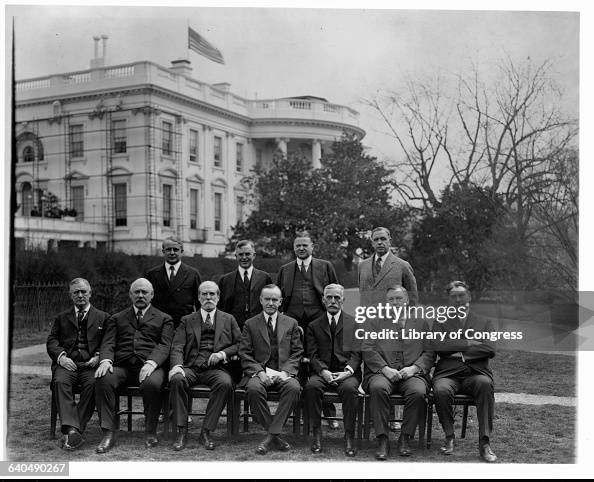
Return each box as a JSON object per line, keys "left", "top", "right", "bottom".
{"left": 47, "top": 278, "right": 110, "bottom": 450}
{"left": 432, "top": 280, "right": 497, "bottom": 462}
{"left": 168, "top": 281, "right": 241, "bottom": 451}
{"left": 239, "top": 284, "right": 303, "bottom": 455}
{"left": 144, "top": 237, "right": 202, "bottom": 329}
{"left": 362, "top": 286, "right": 433, "bottom": 460}
{"left": 94, "top": 278, "right": 174, "bottom": 453}
{"left": 304, "top": 283, "right": 361, "bottom": 457}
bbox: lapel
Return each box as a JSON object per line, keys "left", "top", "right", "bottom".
{"left": 68, "top": 308, "right": 78, "bottom": 329}
{"left": 190, "top": 312, "right": 203, "bottom": 347}
{"left": 285, "top": 262, "right": 297, "bottom": 298}
{"left": 276, "top": 314, "right": 288, "bottom": 345}
{"left": 250, "top": 269, "right": 262, "bottom": 298}
{"left": 86, "top": 306, "right": 98, "bottom": 341}
{"left": 213, "top": 311, "right": 223, "bottom": 348}
{"left": 336, "top": 312, "right": 344, "bottom": 337}
{"left": 310, "top": 258, "right": 322, "bottom": 294}
{"left": 141, "top": 305, "right": 155, "bottom": 327}
{"left": 258, "top": 313, "right": 270, "bottom": 347}
{"left": 321, "top": 315, "right": 331, "bottom": 340}
{"left": 128, "top": 306, "right": 139, "bottom": 329}
{"left": 374, "top": 252, "right": 395, "bottom": 287}
{"left": 169, "top": 263, "right": 187, "bottom": 292}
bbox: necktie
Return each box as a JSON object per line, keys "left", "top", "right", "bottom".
{"left": 77, "top": 310, "right": 85, "bottom": 326}
{"left": 243, "top": 270, "right": 250, "bottom": 287}
{"left": 205, "top": 313, "right": 213, "bottom": 329}
{"left": 136, "top": 310, "right": 143, "bottom": 324}
{"left": 330, "top": 316, "right": 337, "bottom": 340}
{"left": 374, "top": 257, "right": 382, "bottom": 277}
{"left": 169, "top": 265, "right": 175, "bottom": 282}
{"left": 300, "top": 263, "right": 306, "bottom": 274}
{"left": 267, "top": 316, "right": 275, "bottom": 338}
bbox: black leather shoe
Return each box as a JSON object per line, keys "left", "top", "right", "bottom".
{"left": 375, "top": 435, "right": 390, "bottom": 460}
{"left": 274, "top": 435, "right": 291, "bottom": 452}
{"left": 96, "top": 430, "right": 115, "bottom": 454}
{"left": 397, "top": 434, "right": 412, "bottom": 456}
{"left": 145, "top": 433, "right": 159, "bottom": 448}
{"left": 256, "top": 434, "right": 275, "bottom": 455}
{"left": 480, "top": 443, "right": 498, "bottom": 463}
{"left": 440, "top": 436, "right": 454, "bottom": 455}
{"left": 63, "top": 428, "right": 84, "bottom": 451}
{"left": 310, "top": 428, "right": 322, "bottom": 453}
{"left": 198, "top": 429, "right": 216, "bottom": 450}
{"left": 344, "top": 432, "right": 356, "bottom": 457}
{"left": 172, "top": 427, "right": 187, "bottom": 451}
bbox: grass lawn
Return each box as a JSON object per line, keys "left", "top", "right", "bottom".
{"left": 7, "top": 372, "right": 575, "bottom": 463}
{"left": 11, "top": 328, "right": 49, "bottom": 349}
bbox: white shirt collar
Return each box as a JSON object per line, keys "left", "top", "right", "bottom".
{"left": 298, "top": 256, "right": 313, "bottom": 268}
{"left": 375, "top": 252, "right": 389, "bottom": 264}
{"left": 134, "top": 305, "right": 151, "bottom": 317}
{"left": 327, "top": 311, "right": 341, "bottom": 324}
{"left": 165, "top": 260, "right": 182, "bottom": 275}
{"left": 201, "top": 308, "right": 216, "bottom": 321}
{"left": 75, "top": 304, "right": 91, "bottom": 316}
{"left": 239, "top": 265, "right": 254, "bottom": 279}
{"left": 264, "top": 311, "right": 278, "bottom": 329}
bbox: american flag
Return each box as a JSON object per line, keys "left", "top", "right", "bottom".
{"left": 188, "top": 27, "right": 225, "bottom": 65}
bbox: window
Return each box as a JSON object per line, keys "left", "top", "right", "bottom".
{"left": 189, "top": 129, "right": 199, "bottom": 162}
{"left": 236, "top": 143, "right": 244, "bottom": 172}
{"left": 114, "top": 183, "right": 127, "bottom": 227}
{"left": 71, "top": 186, "right": 85, "bottom": 221}
{"left": 214, "top": 136, "right": 222, "bottom": 167}
{"left": 236, "top": 195, "right": 244, "bottom": 224}
{"left": 214, "top": 192, "right": 222, "bottom": 231}
{"left": 21, "top": 182, "right": 33, "bottom": 216}
{"left": 163, "top": 184, "right": 172, "bottom": 227}
{"left": 112, "top": 120, "right": 127, "bottom": 153}
{"left": 190, "top": 188, "right": 198, "bottom": 229}
{"left": 23, "top": 146, "right": 34, "bottom": 163}
{"left": 69, "top": 125, "right": 84, "bottom": 158}
{"left": 256, "top": 148, "right": 263, "bottom": 165}
{"left": 162, "top": 121, "right": 172, "bottom": 155}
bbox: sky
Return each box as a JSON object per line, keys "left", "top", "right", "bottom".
{"left": 7, "top": 4, "right": 580, "bottom": 163}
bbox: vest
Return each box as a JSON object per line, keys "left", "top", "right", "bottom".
{"left": 194, "top": 321, "right": 216, "bottom": 369}
{"left": 266, "top": 318, "right": 279, "bottom": 371}
{"left": 71, "top": 312, "right": 90, "bottom": 362}
{"left": 230, "top": 272, "right": 251, "bottom": 327}
{"left": 287, "top": 264, "right": 323, "bottom": 319}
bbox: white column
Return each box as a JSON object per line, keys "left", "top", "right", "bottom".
{"left": 276, "top": 138, "right": 288, "bottom": 156}
{"left": 312, "top": 139, "right": 322, "bottom": 169}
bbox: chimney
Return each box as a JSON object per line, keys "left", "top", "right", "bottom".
{"left": 169, "top": 59, "right": 193, "bottom": 77}
{"left": 90, "top": 35, "right": 105, "bottom": 69}
{"left": 101, "top": 34, "right": 108, "bottom": 62}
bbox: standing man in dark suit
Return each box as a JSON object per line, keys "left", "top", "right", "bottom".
{"left": 362, "top": 286, "right": 433, "bottom": 460}
{"left": 168, "top": 281, "right": 241, "bottom": 451}
{"left": 239, "top": 284, "right": 303, "bottom": 455}
{"left": 94, "top": 278, "right": 174, "bottom": 453}
{"left": 47, "top": 278, "right": 110, "bottom": 451}
{"left": 304, "top": 283, "right": 362, "bottom": 457}
{"left": 219, "top": 240, "right": 273, "bottom": 332}
{"left": 432, "top": 281, "right": 497, "bottom": 462}
{"left": 277, "top": 231, "right": 339, "bottom": 425}
{"left": 358, "top": 227, "right": 418, "bottom": 307}
{"left": 145, "top": 236, "right": 202, "bottom": 329}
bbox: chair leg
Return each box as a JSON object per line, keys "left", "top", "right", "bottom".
{"left": 363, "top": 397, "right": 371, "bottom": 441}
{"left": 162, "top": 393, "right": 170, "bottom": 439}
{"left": 293, "top": 402, "right": 301, "bottom": 435}
{"left": 243, "top": 398, "right": 249, "bottom": 433}
{"left": 426, "top": 402, "right": 433, "bottom": 449}
{"left": 461, "top": 405, "right": 469, "bottom": 439}
{"left": 115, "top": 394, "right": 121, "bottom": 431}
{"left": 226, "top": 393, "right": 233, "bottom": 438}
{"left": 127, "top": 394, "right": 133, "bottom": 432}
{"left": 302, "top": 401, "right": 310, "bottom": 437}
{"left": 232, "top": 394, "right": 241, "bottom": 436}
{"left": 417, "top": 400, "right": 426, "bottom": 451}
{"left": 356, "top": 396, "right": 364, "bottom": 450}
{"left": 50, "top": 386, "right": 58, "bottom": 440}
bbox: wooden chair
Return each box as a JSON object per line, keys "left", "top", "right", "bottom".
{"left": 425, "top": 393, "right": 475, "bottom": 448}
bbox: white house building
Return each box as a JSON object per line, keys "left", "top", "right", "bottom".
{"left": 14, "top": 38, "right": 365, "bottom": 256}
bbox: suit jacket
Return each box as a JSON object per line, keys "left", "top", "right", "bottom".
{"left": 99, "top": 305, "right": 174, "bottom": 368}
{"left": 218, "top": 267, "right": 273, "bottom": 323}
{"left": 238, "top": 312, "right": 304, "bottom": 384}
{"left": 145, "top": 262, "right": 202, "bottom": 324}
{"left": 358, "top": 251, "right": 418, "bottom": 306}
{"left": 170, "top": 309, "right": 241, "bottom": 368}
{"left": 47, "top": 305, "right": 110, "bottom": 369}
{"left": 306, "top": 312, "right": 362, "bottom": 380}
{"left": 431, "top": 311, "right": 495, "bottom": 381}
{"left": 277, "top": 258, "right": 338, "bottom": 313}
{"left": 362, "top": 315, "right": 434, "bottom": 389}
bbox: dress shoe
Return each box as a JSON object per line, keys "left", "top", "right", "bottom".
{"left": 274, "top": 435, "right": 291, "bottom": 452}
{"left": 96, "top": 430, "right": 115, "bottom": 454}
{"left": 145, "top": 433, "right": 159, "bottom": 448}
{"left": 310, "top": 428, "right": 322, "bottom": 454}
{"left": 172, "top": 427, "right": 187, "bottom": 451}
{"left": 63, "top": 428, "right": 84, "bottom": 451}
{"left": 479, "top": 443, "right": 498, "bottom": 463}
{"left": 256, "top": 434, "right": 275, "bottom": 455}
{"left": 344, "top": 432, "right": 356, "bottom": 457}
{"left": 440, "top": 436, "right": 455, "bottom": 455}
{"left": 375, "top": 435, "right": 390, "bottom": 460}
{"left": 198, "top": 429, "right": 216, "bottom": 450}
{"left": 397, "top": 434, "right": 412, "bottom": 457}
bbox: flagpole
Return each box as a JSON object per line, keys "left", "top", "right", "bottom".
{"left": 186, "top": 19, "right": 189, "bottom": 62}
